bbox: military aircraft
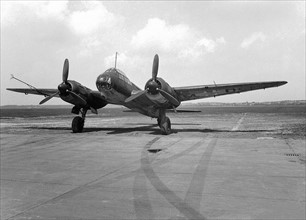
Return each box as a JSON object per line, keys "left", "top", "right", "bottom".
{"left": 7, "top": 54, "right": 287, "bottom": 134}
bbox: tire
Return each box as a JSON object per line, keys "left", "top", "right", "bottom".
{"left": 160, "top": 117, "right": 171, "bottom": 135}
{"left": 72, "top": 116, "right": 84, "bottom": 133}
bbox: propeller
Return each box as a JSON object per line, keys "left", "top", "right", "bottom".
{"left": 158, "top": 88, "right": 180, "bottom": 106}
{"left": 152, "top": 54, "right": 159, "bottom": 81}
{"left": 148, "top": 54, "right": 179, "bottom": 106}
{"left": 62, "top": 58, "right": 69, "bottom": 83}
{"left": 39, "top": 92, "right": 59, "bottom": 105}
{"left": 147, "top": 54, "right": 160, "bottom": 94}
{"left": 126, "top": 54, "right": 180, "bottom": 107}
{"left": 39, "top": 59, "right": 87, "bottom": 106}
{"left": 67, "top": 91, "right": 87, "bottom": 106}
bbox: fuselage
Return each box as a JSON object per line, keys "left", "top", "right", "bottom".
{"left": 96, "top": 68, "right": 141, "bottom": 105}
{"left": 96, "top": 68, "right": 179, "bottom": 118}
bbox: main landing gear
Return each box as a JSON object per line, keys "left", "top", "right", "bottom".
{"left": 71, "top": 106, "right": 87, "bottom": 133}
{"left": 157, "top": 109, "right": 171, "bottom": 135}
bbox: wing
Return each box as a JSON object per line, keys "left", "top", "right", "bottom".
{"left": 125, "top": 90, "right": 167, "bottom": 107}
{"left": 174, "top": 81, "right": 287, "bottom": 102}
{"left": 6, "top": 88, "right": 59, "bottom": 97}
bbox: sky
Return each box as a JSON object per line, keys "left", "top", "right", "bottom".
{"left": 1, "top": 1, "right": 305, "bottom": 106}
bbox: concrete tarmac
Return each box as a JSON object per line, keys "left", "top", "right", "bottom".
{"left": 1, "top": 108, "right": 305, "bottom": 219}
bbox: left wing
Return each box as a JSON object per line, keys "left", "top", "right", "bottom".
{"left": 6, "top": 88, "right": 59, "bottom": 97}
{"left": 174, "top": 81, "right": 287, "bottom": 102}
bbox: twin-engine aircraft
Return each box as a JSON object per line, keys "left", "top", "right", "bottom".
{"left": 7, "top": 54, "right": 287, "bottom": 134}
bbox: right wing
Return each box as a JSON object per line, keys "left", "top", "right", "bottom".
{"left": 6, "top": 88, "right": 59, "bottom": 97}
{"left": 174, "top": 81, "right": 287, "bottom": 102}
{"left": 125, "top": 90, "right": 168, "bottom": 107}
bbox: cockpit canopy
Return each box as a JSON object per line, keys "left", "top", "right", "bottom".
{"left": 105, "top": 68, "right": 126, "bottom": 77}
{"left": 96, "top": 68, "right": 132, "bottom": 91}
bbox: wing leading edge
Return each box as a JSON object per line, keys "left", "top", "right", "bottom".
{"left": 6, "top": 88, "right": 59, "bottom": 97}
{"left": 174, "top": 81, "right": 287, "bottom": 102}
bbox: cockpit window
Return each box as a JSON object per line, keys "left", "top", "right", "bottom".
{"left": 116, "top": 69, "right": 126, "bottom": 77}
{"left": 101, "top": 68, "right": 132, "bottom": 86}
{"left": 97, "top": 76, "right": 112, "bottom": 90}
{"left": 105, "top": 68, "right": 127, "bottom": 77}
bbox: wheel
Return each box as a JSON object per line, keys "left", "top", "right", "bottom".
{"left": 72, "top": 116, "right": 84, "bottom": 133}
{"left": 160, "top": 117, "right": 171, "bottom": 135}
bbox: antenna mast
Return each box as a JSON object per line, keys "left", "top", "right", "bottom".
{"left": 10, "top": 74, "right": 47, "bottom": 96}
{"left": 115, "top": 52, "right": 118, "bottom": 68}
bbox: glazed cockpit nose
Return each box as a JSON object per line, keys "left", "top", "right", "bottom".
{"left": 96, "top": 75, "right": 112, "bottom": 90}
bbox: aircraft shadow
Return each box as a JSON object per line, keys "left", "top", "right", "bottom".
{"left": 24, "top": 125, "right": 276, "bottom": 135}
{"left": 23, "top": 125, "right": 161, "bottom": 135}
{"left": 125, "top": 122, "right": 202, "bottom": 126}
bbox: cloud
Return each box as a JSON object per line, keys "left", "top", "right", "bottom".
{"left": 66, "top": 1, "right": 124, "bottom": 57}
{"left": 131, "top": 18, "right": 226, "bottom": 59}
{"left": 104, "top": 52, "right": 145, "bottom": 70}
{"left": 1, "top": 1, "right": 123, "bottom": 58}
{"left": 131, "top": 18, "right": 191, "bottom": 51}
{"left": 68, "top": 1, "right": 121, "bottom": 35}
{"left": 240, "top": 32, "right": 266, "bottom": 49}
{"left": 1, "top": 1, "right": 120, "bottom": 34}
{"left": 104, "top": 53, "right": 127, "bottom": 68}
{"left": 1, "top": 1, "right": 68, "bottom": 26}
{"left": 78, "top": 37, "right": 103, "bottom": 57}
{"left": 179, "top": 37, "right": 226, "bottom": 59}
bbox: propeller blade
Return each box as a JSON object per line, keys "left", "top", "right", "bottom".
{"left": 125, "top": 90, "right": 147, "bottom": 103}
{"left": 158, "top": 89, "right": 180, "bottom": 106}
{"left": 39, "top": 92, "right": 59, "bottom": 105}
{"left": 152, "top": 54, "right": 159, "bottom": 81}
{"left": 63, "top": 58, "right": 69, "bottom": 83}
{"left": 67, "top": 91, "right": 87, "bottom": 106}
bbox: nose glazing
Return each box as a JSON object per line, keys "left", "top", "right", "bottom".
{"left": 96, "top": 76, "right": 112, "bottom": 90}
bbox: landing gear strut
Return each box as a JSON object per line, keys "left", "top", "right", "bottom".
{"left": 71, "top": 107, "right": 87, "bottom": 133}
{"left": 157, "top": 109, "right": 171, "bottom": 135}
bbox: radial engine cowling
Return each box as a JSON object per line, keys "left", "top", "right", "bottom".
{"left": 144, "top": 77, "right": 180, "bottom": 107}
{"left": 60, "top": 80, "right": 107, "bottom": 109}
{"left": 145, "top": 78, "right": 173, "bottom": 95}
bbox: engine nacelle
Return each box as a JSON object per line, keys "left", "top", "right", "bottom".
{"left": 145, "top": 78, "right": 176, "bottom": 96}
{"left": 59, "top": 80, "right": 107, "bottom": 109}
{"left": 145, "top": 77, "right": 180, "bottom": 108}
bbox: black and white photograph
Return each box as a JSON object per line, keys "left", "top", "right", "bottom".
{"left": 1, "top": 1, "right": 305, "bottom": 219}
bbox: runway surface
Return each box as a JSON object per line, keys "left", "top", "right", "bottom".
{"left": 1, "top": 105, "right": 305, "bottom": 219}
